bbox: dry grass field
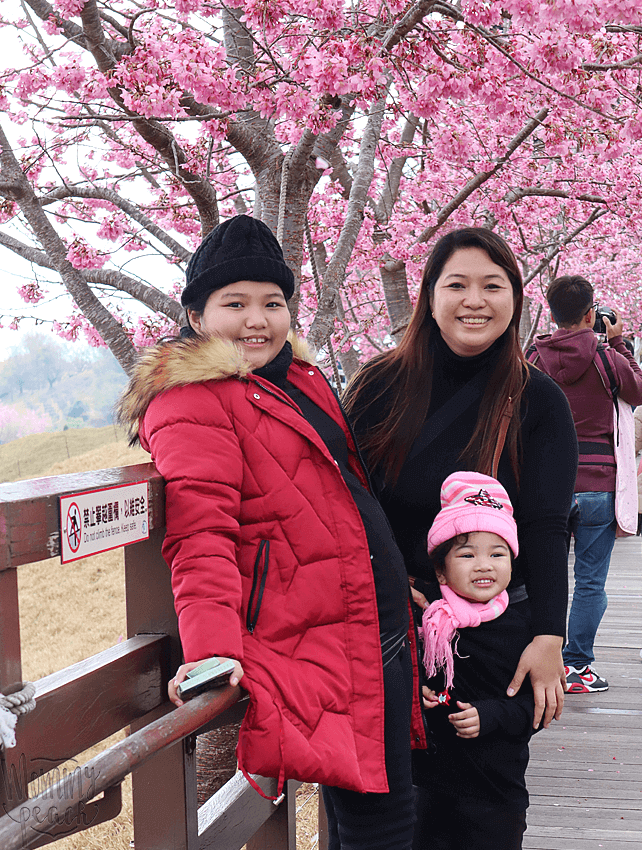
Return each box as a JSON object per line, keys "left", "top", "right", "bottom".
{"left": 9, "top": 427, "right": 321, "bottom": 850}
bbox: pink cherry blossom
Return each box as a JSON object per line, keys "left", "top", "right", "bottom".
{"left": 1, "top": 0, "right": 642, "bottom": 374}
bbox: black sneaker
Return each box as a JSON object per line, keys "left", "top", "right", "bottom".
{"left": 564, "top": 664, "right": 608, "bottom": 693}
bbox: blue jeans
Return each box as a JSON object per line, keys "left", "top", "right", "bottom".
{"left": 563, "top": 491, "right": 616, "bottom": 668}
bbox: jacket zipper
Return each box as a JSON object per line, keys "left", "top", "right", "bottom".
{"left": 247, "top": 539, "right": 270, "bottom": 634}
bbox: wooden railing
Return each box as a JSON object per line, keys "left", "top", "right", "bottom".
{"left": 0, "top": 463, "right": 320, "bottom": 850}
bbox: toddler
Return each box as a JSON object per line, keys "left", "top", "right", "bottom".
{"left": 414, "top": 471, "right": 538, "bottom": 850}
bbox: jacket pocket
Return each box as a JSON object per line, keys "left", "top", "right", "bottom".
{"left": 246, "top": 540, "right": 270, "bottom": 634}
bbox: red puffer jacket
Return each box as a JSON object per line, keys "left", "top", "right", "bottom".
{"left": 120, "top": 334, "right": 425, "bottom": 795}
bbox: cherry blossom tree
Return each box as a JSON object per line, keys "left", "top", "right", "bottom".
{"left": 1, "top": 0, "right": 642, "bottom": 377}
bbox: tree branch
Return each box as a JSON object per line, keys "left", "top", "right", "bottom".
{"left": 0, "top": 123, "right": 137, "bottom": 373}
{"left": 88, "top": 270, "right": 183, "bottom": 322}
{"left": 416, "top": 107, "right": 550, "bottom": 244}
{"left": 523, "top": 208, "right": 610, "bottom": 286}
{"left": 375, "top": 114, "right": 419, "bottom": 222}
{"left": 583, "top": 53, "right": 642, "bottom": 71}
{"left": 308, "top": 90, "right": 390, "bottom": 348}
{"left": 0, "top": 228, "right": 183, "bottom": 322}
{"left": 43, "top": 185, "right": 192, "bottom": 261}
{"left": 68, "top": 1, "right": 220, "bottom": 236}
{"left": 504, "top": 186, "right": 608, "bottom": 205}
{"left": 381, "top": 0, "right": 441, "bottom": 52}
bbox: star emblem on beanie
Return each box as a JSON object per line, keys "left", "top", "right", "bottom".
{"left": 463, "top": 489, "right": 504, "bottom": 510}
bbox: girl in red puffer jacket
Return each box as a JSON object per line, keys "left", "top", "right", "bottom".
{"left": 120, "top": 215, "right": 424, "bottom": 850}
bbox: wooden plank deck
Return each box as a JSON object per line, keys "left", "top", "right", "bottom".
{"left": 525, "top": 535, "right": 642, "bottom": 849}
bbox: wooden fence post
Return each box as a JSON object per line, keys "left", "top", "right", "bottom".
{"left": 125, "top": 526, "right": 199, "bottom": 850}
{"left": 0, "top": 566, "right": 26, "bottom": 815}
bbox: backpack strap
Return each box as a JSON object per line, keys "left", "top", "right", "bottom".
{"left": 593, "top": 344, "right": 618, "bottom": 403}
{"left": 593, "top": 343, "right": 621, "bottom": 446}
{"left": 525, "top": 344, "right": 539, "bottom": 365}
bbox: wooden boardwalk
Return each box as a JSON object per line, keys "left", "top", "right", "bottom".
{"left": 525, "top": 535, "right": 642, "bottom": 849}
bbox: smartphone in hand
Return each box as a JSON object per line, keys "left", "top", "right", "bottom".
{"left": 177, "top": 657, "right": 236, "bottom": 699}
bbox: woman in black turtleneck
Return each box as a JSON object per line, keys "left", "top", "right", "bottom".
{"left": 344, "top": 228, "right": 578, "bottom": 848}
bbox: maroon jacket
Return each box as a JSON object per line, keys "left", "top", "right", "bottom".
{"left": 532, "top": 329, "right": 642, "bottom": 492}
{"left": 120, "top": 334, "right": 425, "bottom": 795}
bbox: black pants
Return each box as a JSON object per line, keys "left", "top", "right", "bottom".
{"left": 413, "top": 786, "right": 527, "bottom": 850}
{"left": 322, "top": 643, "right": 415, "bottom": 850}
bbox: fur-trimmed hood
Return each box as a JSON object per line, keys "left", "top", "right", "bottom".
{"left": 118, "top": 332, "right": 313, "bottom": 441}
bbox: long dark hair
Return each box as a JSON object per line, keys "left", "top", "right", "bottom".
{"left": 343, "top": 227, "right": 529, "bottom": 484}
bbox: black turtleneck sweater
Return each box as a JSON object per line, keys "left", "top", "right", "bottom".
{"left": 348, "top": 333, "right": 578, "bottom": 638}
{"left": 255, "top": 343, "right": 409, "bottom": 665}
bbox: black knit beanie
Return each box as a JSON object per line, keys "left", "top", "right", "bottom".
{"left": 181, "top": 215, "right": 295, "bottom": 306}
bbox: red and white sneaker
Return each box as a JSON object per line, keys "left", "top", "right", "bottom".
{"left": 564, "top": 664, "right": 609, "bottom": 693}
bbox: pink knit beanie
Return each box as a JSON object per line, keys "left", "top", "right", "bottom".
{"left": 427, "top": 472, "right": 519, "bottom": 557}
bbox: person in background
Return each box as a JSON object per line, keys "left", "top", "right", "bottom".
{"left": 530, "top": 276, "right": 642, "bottom": 692}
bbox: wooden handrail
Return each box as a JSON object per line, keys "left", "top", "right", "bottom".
{"left": 0, "top": 463, "right": 165, "bottom": 571}
{"left": 4, "top": 635, "right": 169, "bottom": 779}
{"left": 0, "top": 686, "right": 241, "bottom": 850}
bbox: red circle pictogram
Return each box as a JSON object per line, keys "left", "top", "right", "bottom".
{"left": 66, "top": 502, "right": 82, "bottom": 553}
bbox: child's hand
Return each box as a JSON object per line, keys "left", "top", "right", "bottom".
{"left": 448, "top": 701, "right": 480, "bottom": 738}
{"left": 421, "top": 686, "right": 440, "bottom": 709}
{"left": 169, "top": 658, "right": 244, "bottom": 707}
{"left": 411, "top": 586, "right": 429, "bottom": 610}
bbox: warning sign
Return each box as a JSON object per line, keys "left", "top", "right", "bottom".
{"left": 59, "top": 481, "right": 149, "bottom": 563}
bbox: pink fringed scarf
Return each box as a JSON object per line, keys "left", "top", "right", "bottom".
{"left": 420, "top": 585, "right": 509, "bottom": 690}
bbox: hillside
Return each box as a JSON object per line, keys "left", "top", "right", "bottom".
{"left": 0, "top": 423, "right": 145, "bottom": 482}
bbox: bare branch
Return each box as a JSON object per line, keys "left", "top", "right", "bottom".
{"left": 375, "top": 114, "right": 419, "bottom": 222}
{"left": 523, "top": 208, "right": 610, "bottom": 286}
{"left": 0, "top": 230, "right": 52, "bottom": 266}
{"left": 381, "top": 1, "right": 441, "bottom": 52}
{"left": 88, "top": 270, "right": 183, "bottom": 322}
{"left": 583, "top": 53, "right": 642, "bottom": 71}
{"left": 505, "top": 187, "right": 608, "bottom": 205}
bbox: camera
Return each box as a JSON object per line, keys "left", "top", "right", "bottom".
{"left": 593, "top": 306, "right": 616, "bottom": 335}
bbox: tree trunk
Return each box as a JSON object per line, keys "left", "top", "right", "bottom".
{"left": 196, "top": 722, "right": 242, "bottom": 803}
{"left": 380, "top": 259, "right": 414, "bottom": 342}
{"left": 519, "top": 295, "right": 533, "bottom": 346}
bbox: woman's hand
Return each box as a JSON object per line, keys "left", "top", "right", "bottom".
{"left": 448, "top": 702, "right": 480, "bottom": 738}
{"left": 506, "top": 634, "right": 565, "bottom": 729}
{"left": 168, "top": 658, "right": 244, "bottom": 707}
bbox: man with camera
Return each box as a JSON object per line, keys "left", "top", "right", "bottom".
{"left": 529, "top": 275, "right": 642, "bottom": 693}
